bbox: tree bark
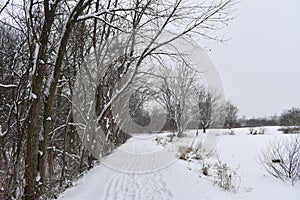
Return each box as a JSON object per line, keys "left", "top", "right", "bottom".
{"left": 40, "top": 0, "right": 88, "bottom": 193}
{"left": 24, "top": 2, "right": 56, "bottom": 198}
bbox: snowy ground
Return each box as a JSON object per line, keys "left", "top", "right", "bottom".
{"left": 58, "top": 127, "right": 300, "bottom": 200}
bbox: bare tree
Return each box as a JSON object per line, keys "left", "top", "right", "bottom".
{"left": 194, "top": 88, "right": 223, "bottom": 134}
{"left": 157, "top": 63, "right": 197, "bottom": 137}
{"left": 259, "top": 135, "right": 300, "bottom": 185}
{"left": 223, "top": 101, "right": 239, "bottom": 129}
{"left": 0, "top": 24, "right": 29, "bottom": 199}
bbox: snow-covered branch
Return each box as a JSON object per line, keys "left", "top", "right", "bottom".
{"left": 0, "top": 83, "right": 17, "bottom": 88}
{"left": 77, "top": 7, "right": 140, "bottom": 21}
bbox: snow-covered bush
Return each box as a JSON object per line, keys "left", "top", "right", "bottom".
{"left": 154, "top": 136, "right": 168, "bottom": 147}
{"left": 258, "top": 127, "right": 266, "bottom": 135}
{"left": 258, "top": 135, "right": 300, "bottom": 185}
{"left": 249, "top": 127, "right": 265, "bottom": 135}
{"left": 166, "top": 133, "right": 175, "bottom": 142}
{"left": 248, "top": 127, "right": 255, "bottom": 134}
{"left": 193, "top": 139, "right": 217, "bottom": 160}
{"left": 178, "top": 146, "right": 193, "bottom": 160}
{"left": 178, "top": 142, "right": 240, "bottom": 191}
{"left": 223, "top": 130, "right": 235, "bottom": 135}
{"left": 213, "top": 161, "right": 240, "bottom": 191}
{"left": 177, "top": 141, "right": 213, "bottom": 161}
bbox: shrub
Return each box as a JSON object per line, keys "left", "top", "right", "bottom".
{"left": 178, "top": 146, "right": 193, "bottom": 160}
{"left": 192, "top": 140, "right": 217, "bottom": 159}
{"left": 213, "top": 161, "right": 240, "bottom": 191}
{"left": 223, "top": 130, "right": 235, "bottom": 135}
{"left": 202, "top": 166, "right": 209, "bottom": 176}
{"left": 177, "top": 143, "right": 240, "bottom": 191}
{"left": 154, "top": 136, "right": 168, "bottom": 147}
{"left": 258, "top": 135, "right": 300, "bottom": 185}
{"left": 248, "top": 127, "right": 255, "bottom": 135}
{"left": 166, "top": 133, "right": 175, "bottom": 142}
{"left": 249, "top": 127, "right": 265, "bottom": 135}
{"left": 258, "top": 127, "right": 266, "bottom": 135}
{"left": 178, "top": 139, "right": 216, "bottom": 161}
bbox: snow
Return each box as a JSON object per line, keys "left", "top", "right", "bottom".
{"left": 0, "top": 83, "right": 17, "bottom": 88}
{"left": 0, "top": 125, "right": 7, "bottom": 137}
{"left": 36, "top": 172, "right": 41, "bottom": 182}
{"left": 30, "top": 92, "right": 37, "bottom": 100}
{"left": 45, "top": 70, "right": 54, "bottom": 97}
{"left": 31, "top": 43, "right": 40, "bottom": 76}
{"left": 46, "top": 117, "right": 52, "bottom": 121}
{"left": 39, "top": 131, "right": 44, "bottom": 142}
{"left": 58, "top": 126, "right": 300, "bottom": 200}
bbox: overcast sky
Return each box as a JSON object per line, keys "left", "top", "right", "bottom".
{"left": 205, "top": 0, "right": 300, "bottom": 118}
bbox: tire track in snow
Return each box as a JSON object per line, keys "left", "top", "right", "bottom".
{"left": 100, "top": 137, "right": 174, "bottom": 200}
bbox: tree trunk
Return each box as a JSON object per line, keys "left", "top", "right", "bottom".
{"left": 25, "top": 26, "right": 51, "bottom": 200}
{"left": 60, "top": 123, "right": 68, "bottom": 187}
{"left": 25, "top": 3, "right": 57, "bottom": 199}
{"left": 177, "top": 127, "right": 184, "bottom": 137}
{"left": 40, "top": 0, "right": 87, "bottom": 194}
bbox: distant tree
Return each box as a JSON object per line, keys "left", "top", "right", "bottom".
{"left": 280, "top": 108, "right": 300, "bottom": 126}
{"left": 158, "top": 64, "right": 196, "bottom": 137}
{"left": 223, "top": 101, "right": 239, "bottom": 129}
{"left": 194, "top": 88, "right": 222, "bottom": 134}
{"left": 129, "top": 90, "right": 151, "bottom": 127}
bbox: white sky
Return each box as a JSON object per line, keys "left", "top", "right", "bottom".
{"left": 205, "top": 0, "right": 300, "bottom": 117}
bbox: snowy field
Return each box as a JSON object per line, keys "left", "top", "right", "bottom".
{"left": 58, "top": 126, "right": 300, "bottom": 200}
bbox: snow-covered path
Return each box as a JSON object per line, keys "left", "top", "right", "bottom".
{"left": 58, "top": 135, "right": 238, "bottom": 200}
{"left": 58, "top": 136, "right": 175, "bottom": 200}
{"left": 98, "top": 137, "right": 174, "bottom": 200}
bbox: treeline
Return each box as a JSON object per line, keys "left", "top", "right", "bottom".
{"left": 237, "top": 115, "right": 279, "bottom": 127}
{"left": 231, "top": 107, "right": 300, "bottom": 128}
